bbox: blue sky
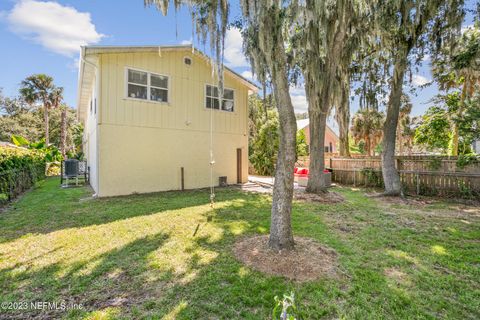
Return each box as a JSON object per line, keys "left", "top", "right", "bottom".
{"left": 0, "top": 0, "right": 476, "bottom": 125}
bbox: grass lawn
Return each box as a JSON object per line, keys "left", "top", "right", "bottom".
{"left": 0, "top": 178, "right": 479, "bottom": 319}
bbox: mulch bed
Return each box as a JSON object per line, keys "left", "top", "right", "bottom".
{"left": 233, "top": 235, "right": 338, "bottom": 282}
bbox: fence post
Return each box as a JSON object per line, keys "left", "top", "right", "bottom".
{"left": 416, "top": 173, "right": 420, "bottom": 195}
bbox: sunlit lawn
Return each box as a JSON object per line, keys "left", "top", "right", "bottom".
{"left": 0, "top": 178, "right": 479, "bottom": 319}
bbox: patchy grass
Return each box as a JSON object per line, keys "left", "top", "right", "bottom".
{"left": 0, "top": 179, "right": 479, "bottom": 319}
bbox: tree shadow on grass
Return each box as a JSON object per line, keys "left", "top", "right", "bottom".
{"left": 0, "top": 232, "right": 171, "bottom": 319}
{"left": 0, "top": 178, "right": 247, "bottom": 244}
{"left": 0, "top": 195, "right": 284, "bottom": 319}
{"left": 1, "top": 181, "right": 472, "bottom": 319}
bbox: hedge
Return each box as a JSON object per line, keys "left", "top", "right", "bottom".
{"left": 0, "top": 146, "right": 46, "bottom": 204}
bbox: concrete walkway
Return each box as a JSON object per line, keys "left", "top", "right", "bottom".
{"left": 248, "top": 175, "right": 275, "bottom": 186}
{"left": 248, "top": 175, "right": 306, "bottom": 190}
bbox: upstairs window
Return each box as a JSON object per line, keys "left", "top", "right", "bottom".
{"left": 205, "top": 85, "right": 234, "bottom": 112}
{"left": 126, "top": 68, "right": 169, "bottom": 103}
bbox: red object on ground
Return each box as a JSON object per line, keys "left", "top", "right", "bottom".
{"left": 294, "top": 167, "right": 299, "bottom": 173}
{"left": 295, "top": 168, "right": 309, "bottom": 178}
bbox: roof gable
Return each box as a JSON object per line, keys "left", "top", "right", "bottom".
{"left": 296, "top": 119, "right": 339, "bottom": 139}
{"left": 77, "top": 45, "right": 258, "bottom": 121}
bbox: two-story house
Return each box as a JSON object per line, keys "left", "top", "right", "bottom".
{"left": 77, "top": 45, "right": 257, "bottom": 197}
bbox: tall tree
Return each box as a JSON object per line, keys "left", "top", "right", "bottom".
{"left": 240, "top": 0, "right": 297, "bottom": 250}
{"left": 146, "top": 0, "right": 297, "bottom": 250}
{"left": 0, "top": 90, "right": 42, "bottom": 142}
{"left": 19, "top": 74, "right": 57, "bottom": 145}
{"left": 351, "top": 108, "right": 385, "bottom": 156}
{"left": 415, "top": 91, "right": 480, "bottom": 154}
{"left": 433, "top": 24, "right": 480, "bottom": 155}
{"left": 292, "top": 0, "right": 371, "bottom": 193}
{"left": 47, "top": 87, "right": 66, "bottom": 157}
{"left": 377, "top": 0, "right": 464, "bottom": 196}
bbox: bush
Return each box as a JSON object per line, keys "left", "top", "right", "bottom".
{"left": 0, "top": 146, "right": 46, "bottom": 203}
{"left": 249, "top": 116, "right": 279, "bottom": 176}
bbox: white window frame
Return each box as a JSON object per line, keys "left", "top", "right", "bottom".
{"left": 125, "top": 67, "right": 170, "bottom": 104}
{"left": 205, "top": 84, "right": 235, "bottom": 113}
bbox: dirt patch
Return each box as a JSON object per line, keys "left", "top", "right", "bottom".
{"left": 233, "top": 235, "right": 338, "bottom": 282}
{"left": 384, "top": 267, "right": 411, "bottom": 287}
{"left": 370, "top": 193, "right": 480, "bottom": 208}
{"left": 368, "top": 194, "right": 435, "bottom": 206}
{"left": 294, "top": 190, "right": 345, "bottom": 203}
{"left": 371, "top": 194, "right": 480, "bottom": 220}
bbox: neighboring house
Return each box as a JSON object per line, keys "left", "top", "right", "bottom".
{"left": 77, "top": 45, "right": 257, "bottom": 197}
{"left": 296, "top": 119, "right": 339, "bottom": 153}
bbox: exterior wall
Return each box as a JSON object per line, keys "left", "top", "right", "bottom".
{"left": 84, "top": 67, "right": 100, "bottom": 194}
{"left": 303, "top": 125, "right": 339, "bottom": 153}
{"left": 95, "top": 50, "right": 249, "bottom": 197}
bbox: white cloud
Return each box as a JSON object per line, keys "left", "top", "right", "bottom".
{"left": 6, "top": 0, "right": 103, "bottom": 56}
{"left": 241, "top": 70, "right": 256, "bottom": 81}
{"left": 67, "top": 57, "right": 80, "bottom": 72}
{"left": 224, "top": 28, "right": 249, "bottom": 68}
{"left": 289, "top": 85, "right": 308, "bottom": 113}
{"left": 180, "top": 39, "right": 192, "bottom": 45}
{"left": 412, "top": 74, "right": 430, "bottom": 86}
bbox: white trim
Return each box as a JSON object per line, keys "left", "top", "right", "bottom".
{"left": 124, "top": 66, "right": 171, "bottom": 104}
{"left": 204, "top": 83, "right": 235, "bottom": 113}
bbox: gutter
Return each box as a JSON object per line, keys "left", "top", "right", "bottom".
{"left": 76, "top": 46, "right": 86, "bottom": 121}
{"left": 76, "top": 46, "right": 99, "bottom": 122}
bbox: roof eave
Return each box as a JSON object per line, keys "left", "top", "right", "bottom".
{"left": 82, "top": 45, "right": 260, "bottom": 92}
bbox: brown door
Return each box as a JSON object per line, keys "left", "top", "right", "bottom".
{"left": 237, "top": 148, "right": 242, "bottom": 183}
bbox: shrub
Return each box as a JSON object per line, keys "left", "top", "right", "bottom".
{"left": 0, "top": 146, "right": 46, "bottom": 203}
{"left": 249, "top": 116, "right": 279, "bottom": 176}
{"left": 361, "top": 167, "right": 383, "bottom": 187}
{"left": 456, "top": 154, "right": 479, "bottom": 169}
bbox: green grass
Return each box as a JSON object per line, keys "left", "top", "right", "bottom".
{"left": 0, "top": 178, "right": 479, "bottom": 319}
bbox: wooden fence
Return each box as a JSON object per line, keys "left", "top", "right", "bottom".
{"left": 328, "top": 156, "right": 480, "bottom": 198}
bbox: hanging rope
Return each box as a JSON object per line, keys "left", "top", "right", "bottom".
{"left": 209, "top": 66, "right": 216, "bottom": 209}
{"left": 194, "top": 66, "right": 216, "bottom": 238}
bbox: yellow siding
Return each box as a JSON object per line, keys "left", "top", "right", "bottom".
{"left": 84, "top": 66, "right": 100, "bottom": 194}
{"left": 95, "top": 49, "right": 249, "bottom": 197}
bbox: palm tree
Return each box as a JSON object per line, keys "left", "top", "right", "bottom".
{"left": 19, "top": 74, "right": 56, "bottom": 145}
{"left": 48, "top": 87, "right": 67, "bottom": 156}
{"left": 351, "top": 108, "right": 385, "bottom": 156}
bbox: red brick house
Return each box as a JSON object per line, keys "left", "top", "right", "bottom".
{"left": 297, "top": 119, "right": 339, "bottom": 153}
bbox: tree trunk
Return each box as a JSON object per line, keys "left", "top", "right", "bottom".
{"left": 258, "top": 7, "right": 296, "bottom": 251}
{"left": 381, "top": 52, "right": 407, "bottom": 196}
{"left": 450, "top": 80, "right": 468, "bottom": 156}
{"left": 60, "top": 106, "right": 67, "bottom": 158}
{"left": 44, "top": 106, "right": 49, "bottom": 146}
{"left": 268, "top": 70, "right": 296, "bottom": 251}
{"left": 366, "top": 137, "right": 372, "bottom": 156}
{"left": 306, "top": 102, "right": 328, "bottom": 193}
{"left": 304, "top": 12, "right": 346, "bottom": 193}
{"left": 336, "top": 73, "right": 351, "bottom": 157}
